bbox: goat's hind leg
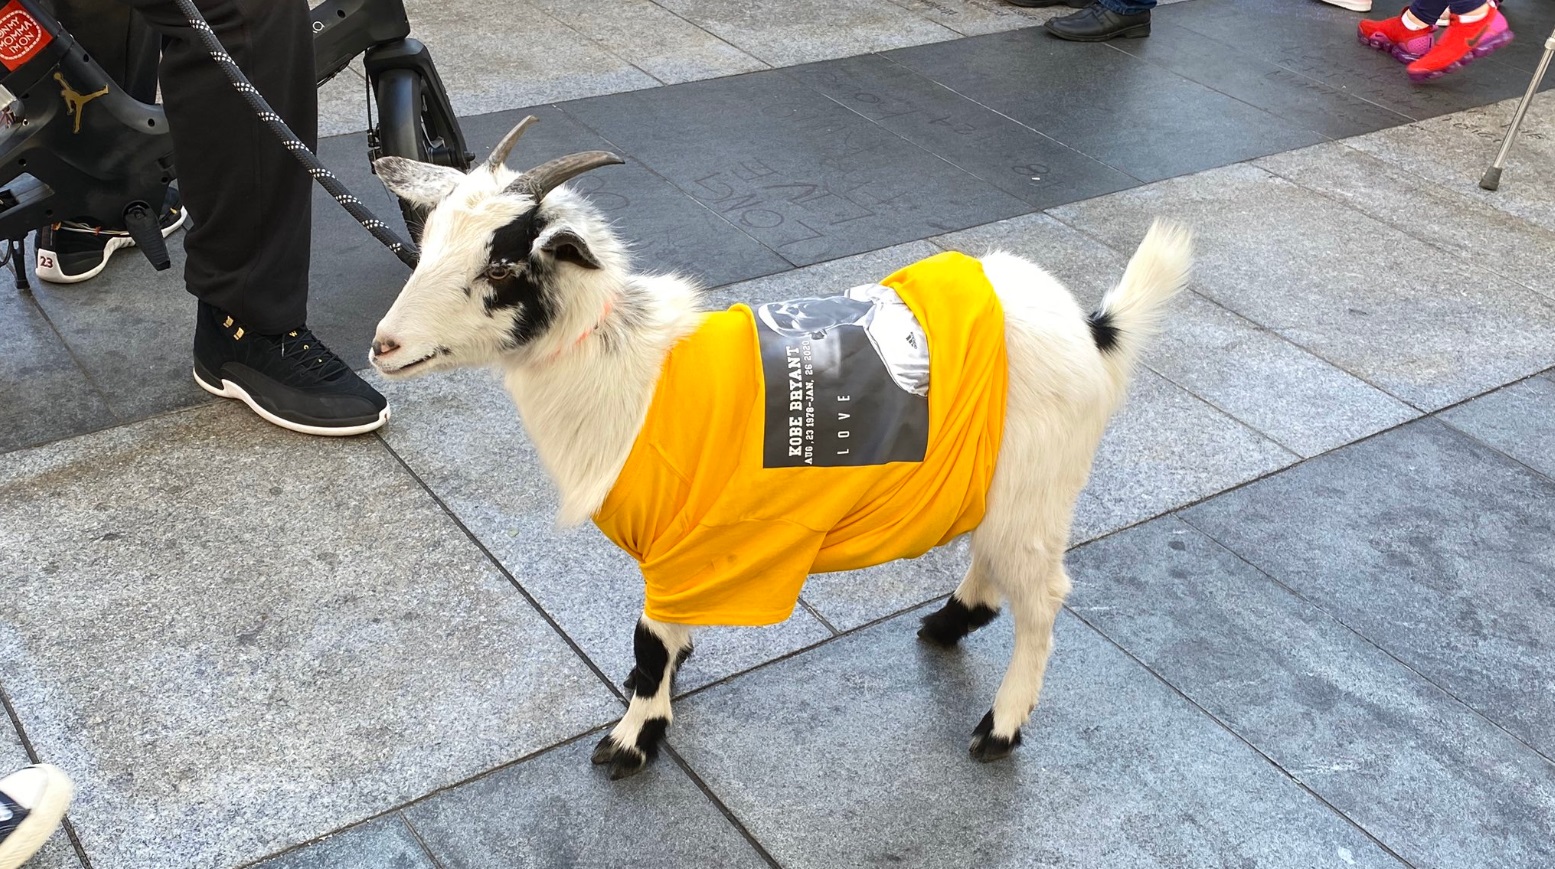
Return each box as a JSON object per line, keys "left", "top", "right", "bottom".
{"left": 593, "top": 616, "right": 692, "bottom": 779}
{"left": 918, "top": 556, "right": 1002, "bottom": 647}
{"left": 971, "top": 551, "right": 1070, "bottom": 762}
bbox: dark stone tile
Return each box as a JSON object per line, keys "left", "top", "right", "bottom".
{"left": 23, "top": 232, "right": 211, "bottom": 423}
{"left": 1440, "top": 372, "right": 1555, "bottom": 480}
{"left": 1070, "top": 516, "right": 1555, "bottom": 869}
{"left": 249, "top": 816, "right": 436, "bottom": 869}
{"left": 1110, "top": 18, "right": 1412, "bottom": 140}
{"left": 457, "top": 106, "right": 792, "bottom": 288}
{"left": 1161, "top": 0, "right": 1538, "bottom": 122}
{"left": 1182, "top": 419, "right": 1555, "bottom": 759}
{"left": 560, "top": 71, "right": 1032, "bottom": 266}
{"left": 786, "top": 53, "right": 1138, "bottom": 208}
{"left": 884, "top": 27, "right": 1322, "bottom": 184}
{"left": 672, "top": 608, "right": 1405, "bottom": 869}
{"left": 0, "top": 283, "right": 116, "bottom": 454}
{"left": 404, "top": 738, "right": 769, "bottom": 869}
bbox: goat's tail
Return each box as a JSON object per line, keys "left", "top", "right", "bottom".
{"left": 1089, "top": 219, "right": 1193, "bottom": 391}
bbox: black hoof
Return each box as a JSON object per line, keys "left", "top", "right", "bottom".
{"left": 592, "top": 733, "right": 649, "bottom": 777}
{"left": 968, "top": 710, "right": 1021, "bottom": 762}
{"left": 591, "top": 733, "right": 620, "bottom": 765}
{"left": 918, "top": 599, "right": 999, "bottom": 648}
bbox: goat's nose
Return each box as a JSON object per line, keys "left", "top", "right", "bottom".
{"left": 372, "top": 337, "right": 400, "bottom": 358}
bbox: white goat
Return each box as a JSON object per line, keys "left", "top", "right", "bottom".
{"left": 370, "top": 117, "right": 1192, "bottom": 779}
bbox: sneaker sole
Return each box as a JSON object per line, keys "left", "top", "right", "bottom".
{"left": 1359, "top": 31, "right": 1430, "bottom": 63}
{"left": 1408, "top": 27, "right": 1514, "bottom": 82}
{"left": 34, "top": 208, "right": 189, "bottom": 285}
{"left": 0, "top": 764, "right": 73, "bottom": 869}
{"left": 1044, "top": 22, "right": 1151, "bottom": 41}
{"left": 194, "top": 368, "right": 390, "bottom": 437}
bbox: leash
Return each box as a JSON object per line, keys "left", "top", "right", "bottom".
{"left": 169, "top": 0, "right": 420, "bottom": 269}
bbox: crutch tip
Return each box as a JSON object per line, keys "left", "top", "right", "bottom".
{"left": 1479, "top": 167, "right": 1502, "bottom": 191}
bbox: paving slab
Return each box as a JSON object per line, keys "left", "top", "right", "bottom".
{"left": 652, "top": 0, "right": 961, "bottom": 68}
{"left": 672, "top": 606, "right": 1405, "bottom": 869}
{"left": 1439, "top": 372, "right": 1555, "bottom": 480}
{"left": 400, "top": 0, "right": 659, "bottom": 119}
{"left": 1110, "top": 17, "right": 1413, "bottom": 141}
{"left": 1257, "top": 141, "right": 1555, "bottom": 303}
{"left": 373, "top": 366, "right": 835, "bottom": 694}
{"left": 937, "top": 213, "right": 1419, "bottom": 457}
{"left": 526, "top": 0, "right": 767, "bottom": 85}
{"left": 1345, "top": 96, "right": 1555, "bottom": 236}
{"left": 1, "top": 722, "right": 80, "bottom": 869}
{"left": 1069, "top": 515, "right": 1555, "bottom": 869}
{"left": 457, "top": 106, "right": 792, "bottom": 291}
{"left": 0, "top": 404, "right": 619, "bottom": 869}
{"left": 882, "top": 0, "right": 1056, "bottom": 38}
{"left": 403, "top": 737, "right": 770, "bottom": 869}
{"left": 1051, "top": 162, "right": 1555, "bottom": 411}
{"left": 21, "top": 231, "right": 208, "bottom": 423}
{"left": 1182, "top": 418, "right": 1555, "bottom": 760}
{"left": 1074, "top": 368, "right": 1297, "bottom": 543}
{"left": 248, "top": 816, "right": 436, "bottom": 869}
{"left": 1162, "top": 0, "right": 1539, "bottom": 122}
{"left": 786, "top": 53, "right": 1138, "bottom": 210}
{"left": 884, "top": 26, "right": 1322, "bottom": 183}
{"left": 560, "top": 70, "right": 1031, "bottom": 266}
{"left": 0, "top": 283, "right": 116, "bottom": 456}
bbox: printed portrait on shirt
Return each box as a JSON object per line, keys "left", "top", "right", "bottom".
{"left": 755, "top": 283, "right": 930, "bottom": 468}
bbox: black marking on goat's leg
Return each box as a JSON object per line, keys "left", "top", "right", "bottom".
{"left": 918, "top": 597, "right": 1000, "bottom": 647}
{"left": 969, "top": 709, "right": 1021, "bottom": 762}
{"left": 596, "top": 619, "right": 685, "bottom": 779}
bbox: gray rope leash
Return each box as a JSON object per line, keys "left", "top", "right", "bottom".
{"left": 170, "top": 0, "right": 420, "bottom": 269}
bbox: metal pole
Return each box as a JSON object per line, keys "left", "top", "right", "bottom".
{"left": 1481, "top": 26, "right": 1555, "bottom": 191}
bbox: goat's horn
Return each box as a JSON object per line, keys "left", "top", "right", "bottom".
{"left": 484, "top": 115, "right": 539, "bottom": 171}
{"left": 512, "top": 151, "right": 625, "bottom": 201}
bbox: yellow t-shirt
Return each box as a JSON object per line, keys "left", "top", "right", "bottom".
{"left": 594, "top": 251, "right": 1007, "bottom": 626}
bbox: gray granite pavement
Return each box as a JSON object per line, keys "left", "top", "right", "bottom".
{"left": 5, "top": 2, "right": 1555, "bottom": 867}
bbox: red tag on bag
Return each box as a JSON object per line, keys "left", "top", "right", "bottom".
{"left": 0, "top": 1, "right": 52, "bottom": 72}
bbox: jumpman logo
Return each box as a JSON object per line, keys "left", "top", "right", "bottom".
{"left": 54, "top": 72, "right": 109, "bottom": 134}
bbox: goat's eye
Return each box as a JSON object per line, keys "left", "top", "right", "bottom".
{"left": 485, "top": 263, "right": 514, "bottom": 282}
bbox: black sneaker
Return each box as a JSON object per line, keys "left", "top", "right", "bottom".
{"left": 0, "top": 764, "right": 73, "bottom": 869}
{"left": 193, "top": 301, "right": 390, "bottom": 436}
{"left": 34, "top": 187, "right": 187, "bottom": 284}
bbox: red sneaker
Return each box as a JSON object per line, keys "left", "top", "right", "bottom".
{"left": 1407, "top": 7, "right": 1514, "bottom": 82}
{"left": 1358, "top": 9, "right": 1436, "bottom": 63}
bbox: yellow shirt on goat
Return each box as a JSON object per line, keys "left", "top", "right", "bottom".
{"left": 594, "top": 251, "right": 1007, "bottom": 626}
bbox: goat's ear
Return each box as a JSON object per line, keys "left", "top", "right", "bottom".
{"left": 537, "top": 226, "right": 602, "bottom": 270}
{"left": 373, "top": 157, "right": 464, "bottom": 208}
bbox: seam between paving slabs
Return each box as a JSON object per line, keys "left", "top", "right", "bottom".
{"left": 395, "top": 810, "right": 449, "bottom": 869}
{"left": 1255, "top": 142, "right": 1555, "bottom": 308}
{"left": 0, "top": 680, "right": 94, "bottom": 868}
{"left": 1172, "top": 507, "right": 1555, "bottom": 771}
{"left": 519, "top": 0, "right": 672, "bottom": 89}
{"left": 9, "top": 289, "right": 123, "bottom": 430}
{"left": 1059, "top": 608, "right": 1421, "bottom": 869}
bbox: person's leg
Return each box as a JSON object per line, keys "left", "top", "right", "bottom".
{"left": 1099, "top": 0, "right": 1155, "bottom": 13}
{"left": 120, "top": 0, "right": 314, "bottom": 333}
{"left": 113, "top": 0, "right": 388, "bottom": 435}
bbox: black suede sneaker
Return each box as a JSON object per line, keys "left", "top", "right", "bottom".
{"left": 35, "top": 187, "right": 186, "bottom": 284}
{"left": 193, "top": 301, "right": 390, "bottom": 436}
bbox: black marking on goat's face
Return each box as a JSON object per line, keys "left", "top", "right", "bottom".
{"left": 482, "top": 209, "right": 558, "bottom": 347}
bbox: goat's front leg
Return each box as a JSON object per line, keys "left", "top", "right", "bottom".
{"left": 592, "top": 616, "right": 692, "bottom": 779}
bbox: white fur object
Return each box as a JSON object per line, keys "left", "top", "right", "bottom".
{"left": 370, "top": 134, "right": 1193, "bottom": 770}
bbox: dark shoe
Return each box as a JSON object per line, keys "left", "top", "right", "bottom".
{"left": 34, "top": 187, "right": 186, "bottom": 284}
{"left": 1004, "top": 0, "right": 1092, "bottom": 7}
{"left": 1044, "top": 4, "right": 1151, "bottom": 40}
{"left": 193, "top": 301, "right": 389, "bottom": 436}
{"left": 0, "top": 764, "right": 73, "bottom": 869}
